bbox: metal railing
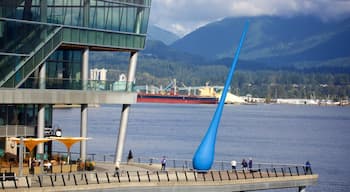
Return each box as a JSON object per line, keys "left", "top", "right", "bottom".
{"left": 0, "top": 165, "right": 314, "bottom": 189}
{"left": 129, "top": 157, "right": 305, "bottom": 171}
{"left": 19, "top": 77, "right": 136, "bottom": 92}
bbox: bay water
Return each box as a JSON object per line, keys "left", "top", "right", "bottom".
{"left": 53, "top": 103, "right": 350, "bottom": 191}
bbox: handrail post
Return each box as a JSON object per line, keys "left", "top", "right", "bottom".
{"left": 25, "top": 176, "right": 30, "bottom": 188}
{"left": 210, "top": 171, "right": 215, "bottom": 181}
{"left": 117, "top": 171, "right": 120, "bottom": 183}
{"left": 259, "top": 169, "right": 263, "bottom": 178}
{"left": 273, "top": 168, "right": 278, "bottom": 177}
{"left": 156, "top": 171, "right": 160, "bottom": 182}
{"left": 106, "top": 172, "right": 110, "bottom": 183}
{"left": 127, "top": 171, "right": 131, "bottom": 182}
{"left": 166, "top": 171, "right": 170, "bottom": 182}
{"left": 73, "top": 174, "right": 78, "bottom": 185}
{"left": 50, "top": 175, "right": 54, "bottom": 186}
{"left": 202, "top": 172, "right": 206, "bottom": 181}
{"left": 218, "top": 171, "right": 222, "bottom": 181}
{"left": 95, "top": 172, "right": 100, "bottom": 184}
{"left": 147, "top": 171, "right": 150, "bottom": 182}
{"left": 38, "top": 175, "right": 42, "bottom": 187}
{"left": 226, "top": 170, "right": 231, "bottom": 180}
{"left": 13, "top": 178, "right": 17, "bottom": 189}
{"left": 296, "top": 167, "right": 300, "bottom": 176}
{"left": 61, "top": 174, "right": 66, "bottom": 186}
{"left": 137, "top": 171, "right": 141, "bottom": 182}
{"left": 84, "top": 173, "right": 88, "bottom": 184}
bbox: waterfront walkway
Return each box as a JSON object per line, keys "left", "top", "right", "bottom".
{"left": 1, "top": 162, "right": 318, "bottom": 192}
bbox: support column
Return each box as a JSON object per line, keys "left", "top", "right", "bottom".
{"left": 299, "top": 186, "right": 306, "bottom": 192}
{"left": 80, "top": 48, "right": 89, "bottom": 161}
{"left": 114, "top": 52, "right": 138, "bottom": 168}
{"left": 36, "top": 63, "right": 46, "bottom": 155}
{"left": 80, "top": 104, "right": 88, "bottom": 161}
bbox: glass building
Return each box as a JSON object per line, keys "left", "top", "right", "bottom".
{"left": 0, "top": 0, "right": 151, "bottom": 171}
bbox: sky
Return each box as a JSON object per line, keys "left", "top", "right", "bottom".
{"left": 149, "top": 0, "right": 350, "bottom": 37}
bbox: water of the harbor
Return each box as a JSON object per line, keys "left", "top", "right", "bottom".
{"left": 53, "top": 103, "right": 350, "bottom": 192}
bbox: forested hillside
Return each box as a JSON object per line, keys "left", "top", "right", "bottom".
{"left": 91, "top": 16, "right": 350, "bottom": 100}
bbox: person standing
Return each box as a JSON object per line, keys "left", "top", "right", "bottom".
{"left": 161, "top": 156, "right": 167, "bottom": 171}
{"left": 305, "top": 161, "right": 311, "bottom": 174}
{"left": 248, "top": 158, "right": 253, "bottom": 171}
{"left": 241, "top": 159, "right": 248, "bottom": 170}
{"left": 231, "top": 160, "right": 237, "bottom": 170}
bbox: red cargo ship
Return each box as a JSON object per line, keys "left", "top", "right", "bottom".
{"left": 136, "top": 80, "right": 219, "bottom": 104}
{"left": 137, "top": 93, "right": 218, "bottom": 104}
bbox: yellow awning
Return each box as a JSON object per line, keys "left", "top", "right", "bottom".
{"left": 49, "top": 137, "right": 89, "bottom": 150}
{"left": 10, "top": 137, "right": 90, "bottom": 151}
{"left": 10, "top": 137, "right": 51, "bottom": 152}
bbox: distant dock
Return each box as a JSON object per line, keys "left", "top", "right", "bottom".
{"left": 2, "top": 161, "right": 318, "bottom": 192}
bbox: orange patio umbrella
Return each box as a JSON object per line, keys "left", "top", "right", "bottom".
{"left": 50, "top": 137, "right": 89, "bottom": 163}
{"left": 11, "top": 137, "right": 51, "bottom": 152}
{"left": 10, "top": 137, "right": 51, "bottom": 168}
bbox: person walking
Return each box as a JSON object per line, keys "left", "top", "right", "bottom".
{"left": 231, "top": 160, "right": 237, "bottom": 171}
{"left": 161, "top": 156, "right": 167, "bottom": 171}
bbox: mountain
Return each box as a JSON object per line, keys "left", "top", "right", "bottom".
{"left": 90, "top": 16, "right": 350, "bottom": 99}
{"left": 170, "top": 16, "right": 350, "bottom": 69}
{"left": 142, "top": 40, "right": 206, "bottom": 65}
{"left": 147, "top": 25, "right": 180, "bottom": 45}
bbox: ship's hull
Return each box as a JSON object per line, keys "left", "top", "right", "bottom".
{"left": 137, "top": 94, "right": 218, "bottom": 104}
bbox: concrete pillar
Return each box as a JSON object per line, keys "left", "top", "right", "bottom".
{"left": 36, "top": 0, "right": 47, "bottom": 155}
{"left": 80, "top": 104, "right": 88, "bottom": 161}
{"left": 114, "top": 52, "right": 138, "bottom": 168}
{"left": 37, "top": 105, "right": 45, "bottom": 154}
{"left": 82, "top": 48, "right": 89, "bottom": 90}
{"left": 80, "top": 48, "right": 89, "bottom": 161}
{"left": 299, "top": 186, "right": 306, "bottom": 192}
{"left": 36, "top": 63, "right": 46, "bottom": 155}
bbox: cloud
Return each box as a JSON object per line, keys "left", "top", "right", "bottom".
{"left": 149, "top": 0, "right": 350, "bottom": 36}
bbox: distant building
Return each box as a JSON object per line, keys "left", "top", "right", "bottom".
{"left": 90, "top": 68, "right": 108, "bottom": 81}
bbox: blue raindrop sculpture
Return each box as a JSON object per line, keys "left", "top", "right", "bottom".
{"left": 192, "top": 21, "right": 250, "bottom": 171}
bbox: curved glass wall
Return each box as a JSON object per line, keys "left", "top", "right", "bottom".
{"left": 0, "top": 0, "right": 151, "bottom": 34}
{"left": 0, "top": 0, "right": 151, "bottom": 88}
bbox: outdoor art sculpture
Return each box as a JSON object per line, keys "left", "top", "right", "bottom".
{"left": 192, "top": 21, "right": 250, "bottom": 171}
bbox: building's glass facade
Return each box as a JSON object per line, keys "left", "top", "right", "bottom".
{"left": 1, "top": 0, "right": 150, "bottom": 33}
{"left": 0, "top": 0, "right": 150, "bottom": 88}
{"left": 22, "top": 50, "right": 83, "bottom": 89}
{"left": 0, "top": 0, "right": 151, "bottom": 164}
